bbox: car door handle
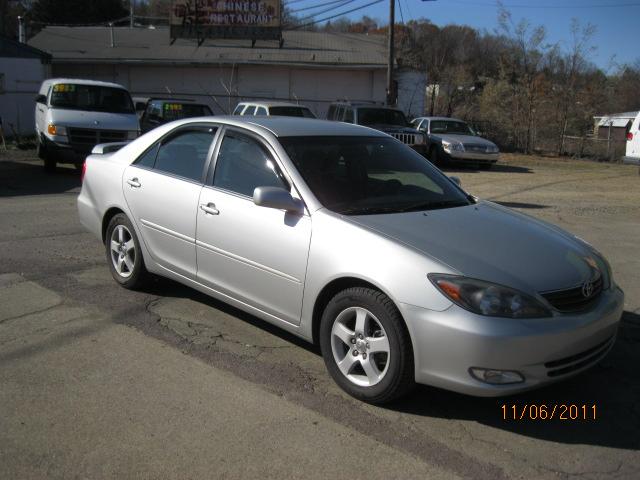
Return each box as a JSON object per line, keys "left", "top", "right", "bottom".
{"left": 127, "top": 178, "right": 141, "bottom": 188}
{"left": 200, "top": 203, "right": 220, "bottom": 215}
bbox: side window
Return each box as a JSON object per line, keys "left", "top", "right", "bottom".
{"left": 422, "top": 120, "right": 429, "bottom": 132}
{"left": 154, "top": 128, "right": 216, "bottom": 182}
{"left": 135, "top": 143, "right": 159, "bottom": 168}
{"left": 232, "top": 104, "right": 244, "bottom": 115}
{"left": 213, "top": 132, "right": 288, "bottom": 197}
{"left": 327, "top": 105, "right": 336, "bottom": 120}
{"left": 243, "top": 105, "right": 256, "bottom": 116}
{"left": 336, "top": 106, "right": 344, "bottom": 121}
{"left": 343, "top": 108, "right": 354, "bottom": 123}
{"left": 257, "top": 106, "right": 268, "bottom": 115}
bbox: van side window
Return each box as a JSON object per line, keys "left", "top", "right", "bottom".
{"left": 327, "top": 105, "right": 336, "bottom": 120}
{"left": 232, "top": 104, "right": 244, "bottom": 115}
{"left": 243, "top": 106, "right": 256, "bottom": 116}
{"left": 257, "top": 106, "right": 268, "bottom": 115}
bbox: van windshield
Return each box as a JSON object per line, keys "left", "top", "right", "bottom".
{"left": 269, "top": 106, "right": 316, "bottom": 118}
{"left": 49, "top": 84, "right": 135, "bottom": 114}
{"left": 357, "top": 108, "right": 408, "bottom": 127}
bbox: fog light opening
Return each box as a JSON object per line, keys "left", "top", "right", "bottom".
{"left": 469, "top": 367, "right": 524, "bottom": 385}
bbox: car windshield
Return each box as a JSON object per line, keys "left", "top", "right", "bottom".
{"left": 357, "top": 108, "right": 408, "bottom": 127}
{"left": 430, "top": 120, "right": 475, "bottom": 135}
{"left": 269, "top": 106, "right": 316, "bottom": 118}
{"left": 161, "top": 103, "right": 212, "bottom": 121}
{"left": 280, "top": 136, "right": 471, "bottom": 215}
{"left": 49, "top": 84, "right": 135, "bottom": 114}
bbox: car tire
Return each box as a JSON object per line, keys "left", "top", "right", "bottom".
{"left": 38, "top": 140, "right": 57, "bottom": 172}
{"left": 319, "top": 287, "right": 415, "bottom": 404}
{"left": 105, "top": 213, "right": 150, "bottom": 289}
{"left": 478, "top": 163, "right": 492, "bottom": 170}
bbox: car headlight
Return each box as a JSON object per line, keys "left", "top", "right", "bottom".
{"left": 47, "top": 124, "right": 67, "bottom": 136}
{"left": 442, "top": 140, "right": 464, "bottom": 153}
{"left": 127, "top": 130, "right": 139, "bottom": 140}
{"left": 428, "top": 274, "right": 551, "bottom": 318}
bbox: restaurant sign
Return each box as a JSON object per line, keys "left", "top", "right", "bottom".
{"left": 170, "top": 1, "right": 282, "bottom": 41}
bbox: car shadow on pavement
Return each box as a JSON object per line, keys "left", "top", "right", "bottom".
{"left": 0, "top": 160, "right": 80, "bottom": 197}
{"left": 388, "top": 309, "right": 640, "bottom": 451}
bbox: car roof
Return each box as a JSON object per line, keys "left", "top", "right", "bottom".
{"left": 416, "top": 116, "right": 465, "bottom": 122}
{"left": 41, "top": 78, "right": 127, "bottom": 90}
{"left": 172, "top": 116, "right": 387, "bottom": 137}
{"left": 238, "top": 101, "right": 311, "bottom": 109}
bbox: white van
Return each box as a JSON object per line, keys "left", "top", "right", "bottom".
{"left": 35, "top": 78, "right": 139, "bottom": 171}
{"left": 624, "top": 111, "right": 640, "bottom": 165}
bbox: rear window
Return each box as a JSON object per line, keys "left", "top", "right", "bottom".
{"left": 357, "top": 108, "right": 407, "bottom": 127}
{"left": 49, "top": 84, "right": 134, "bottom": 114}
{"left": 269, "top": 106, "right": 315, "bottom": 118}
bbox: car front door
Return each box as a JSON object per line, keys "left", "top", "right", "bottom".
{"left": 195, "top": 128, "right": 311, "bottom": 325}
{"left": 123, "top": 125, "right": 218, "bottom": 279}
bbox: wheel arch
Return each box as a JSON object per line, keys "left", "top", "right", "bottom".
{"left": 311, "top": 276, "right": 408, "bottom": 346}
{"left": 101, "top": 206, "right": 126, "bottom": 242}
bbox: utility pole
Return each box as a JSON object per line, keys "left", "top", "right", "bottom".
{"left": 386, "top": 0, "right": 395, "bottom": 106}
{"left": 129, "top": 0, "right": 135, "bottom": 28}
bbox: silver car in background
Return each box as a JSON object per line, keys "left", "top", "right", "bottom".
{"left": 412, "top": 116, "right": 499, "bottom": 169}
{"left": 78, "top": 117, "right": 624, "bottom": 404}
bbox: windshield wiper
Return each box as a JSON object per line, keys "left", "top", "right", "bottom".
{"left": 395, "top": 199, "right": 470, "bottom": 212}
{"left": 336, "top": 205, "right": 406, "bottom": 215}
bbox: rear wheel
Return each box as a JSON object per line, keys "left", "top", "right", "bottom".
{"left": 38, "top": 139, "right": 57, "bottom": 172}
{"left": 105, "top": 213, "right": 150, "bottom": 289}
{"left": 319, "top": 287, "right": 415, "bottom": 404}
{"left": 478, "top": 163, "right": 493, "bottom": 170}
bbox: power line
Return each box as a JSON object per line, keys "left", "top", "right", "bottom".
{"left": 290, "top": 0, "right": 386, "bottom": 29}
{"left": 397, "top": 0, "right": 405, "bottom": 24}
{"left": 296, "top": 0, "right": 357, "bottom": 21}
{"left": 447, "top": 0, "right": 640, "bottom": 8}
{"left": 289, "top": 0, "right": 353, "bottom": 14}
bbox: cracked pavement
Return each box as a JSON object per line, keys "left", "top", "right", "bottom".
{"left": 1, "top": 150, "right": 639, "bottom": 479}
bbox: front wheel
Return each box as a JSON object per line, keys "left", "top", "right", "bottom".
{"left": 105, "top": 213, "right": 150, "bottom": 289}
{"left": 319, "top": 287, "right": 415, "bottom": 404}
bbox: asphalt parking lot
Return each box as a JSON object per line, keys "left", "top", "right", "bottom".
{"left": 1, "top": 149, "right": 639, "bottom": 479}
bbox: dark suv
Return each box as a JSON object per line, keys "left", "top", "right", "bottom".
{"left": 326, "top": 102, "right": 426, "bottom": 154}
{"left": 139, "top": 99, "right": 213, "bottom": 133}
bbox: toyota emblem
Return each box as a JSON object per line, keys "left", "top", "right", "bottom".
{"left": 581, "top": 281, "right": 594, "bottom": 298}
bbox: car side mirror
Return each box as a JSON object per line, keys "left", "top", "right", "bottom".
{"left": 449, "top": 176, "right": 462, "bottom": 187}
{"left": 35, "top": 94, "right": 47, "bottom": 104}
{"left": 253, "top": 186, "right": 304, "bottom": 214}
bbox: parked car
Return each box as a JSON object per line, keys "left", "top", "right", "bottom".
{"left": 411, "top": 116, "right": 499, "bottom": 169}
{"left": 78, "top": 117, "right": 623, "bottom": 404}
{"left": 35, "top": 78, "right": 139, "bottom": 171}
{"left": 139, "top": 98, "right": 213, "bottom": 133}
{"left": 623, "top": 111, "right": 640, "bottom": 165}
{"left": 327, "top": 102, "right": 426, "bottom": 154}
{"left": 232, "top": 101, "right": 315, "bottom": 118}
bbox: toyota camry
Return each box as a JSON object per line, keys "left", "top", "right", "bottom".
{"left": 78, "top": 116, "right": 624, "bottom": 404}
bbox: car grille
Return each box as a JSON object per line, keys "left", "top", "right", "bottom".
{"left": 540, "top": 275, "right": 603, "bottom": 313}
{"left": 391, "top": 133, "right": 418, "bottom": 145}
{"left": 68, "top": 128, "right": 127, "bottom": 147}
{"left": 544, "top": 335, "right": 614, "bottom": 377}
{"left": 464, "top": 143, "right": 490, "bottom": 153}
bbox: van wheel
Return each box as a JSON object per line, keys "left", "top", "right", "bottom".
{"left": 319, "top": 287, "right": 415, "bottom": 404}
{"left": 105, "top": 213, "right": 150, "bottom": 289}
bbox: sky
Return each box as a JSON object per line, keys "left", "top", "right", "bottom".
{"left": 287, "top": 0, "right": 640, "bottom": 71}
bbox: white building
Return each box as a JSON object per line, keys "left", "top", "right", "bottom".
{"left": 0, "top": 36, "right": 51, "bottom": 136}
{"left": 28, "top": 26, "right": 425, "bottom": 118}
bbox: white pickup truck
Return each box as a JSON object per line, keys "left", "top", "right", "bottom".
{"left": 623, "top": 111, "right": 640, "bottom": 166}
{"left": 35, "top": 78, "right": 139, "bottom": 171}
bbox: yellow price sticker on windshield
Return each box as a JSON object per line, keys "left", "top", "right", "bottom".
{"left": 164, "top": 103, "right": 183, "bottom": 111}
{"left": 53, "top": 84, "right": 76, "bottom": 93}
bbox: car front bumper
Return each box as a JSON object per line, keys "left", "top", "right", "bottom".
{"left": 446, "top": 150, "right": 499, "bottom": 164}
{"left": 399, "top": 284, "right": 624, "bottom": 396}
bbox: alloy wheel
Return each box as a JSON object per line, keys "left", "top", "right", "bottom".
{"left": 110, "top": 224, "right": 136, "bottom": 278}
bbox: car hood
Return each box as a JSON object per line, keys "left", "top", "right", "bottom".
{"left": 433, "top": 133, "right": 496, "bottom": 147}
{"left": 49, "top": 109, "right": 139, "bottom": 130}
{"left": 348, "top": 201, "right": 598, "bottom": 294}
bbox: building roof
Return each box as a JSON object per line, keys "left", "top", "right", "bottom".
{"left": 594, "top": 111, "right": 639, "bottom": 127}
{"left": 27, "top": 26, "right": 387, "bottom": 69}
{"left": 0, "top": 34, "right": 51, "bottom": 61}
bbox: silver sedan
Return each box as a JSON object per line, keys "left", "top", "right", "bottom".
{"left": 78, "top": 117, "right": 624, "bottom": 404}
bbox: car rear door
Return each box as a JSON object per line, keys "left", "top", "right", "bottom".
{"left": 123, "top": 125, "right": 218, "bottom": 279}
{"left": 195, "top": 128, "right": 311, "bottom": 325}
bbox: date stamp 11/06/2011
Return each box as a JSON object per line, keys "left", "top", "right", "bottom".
{"left": 501, "top": 404, "right": 597, "bottom": 421}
